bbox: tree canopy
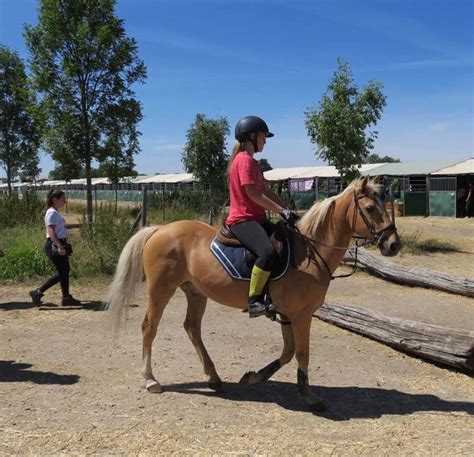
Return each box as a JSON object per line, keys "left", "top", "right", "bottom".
{"left": 0, "top": 45, "right": 41, "bottom": 194}
{"left": 24, "top": 0, "right": 146, "bottom": 223}
{"left": 258, "top": 158, "right": 273, "bottom": 172}
{"left": 305, "top": 59, "right": 387, "bottom": 183}
{"left": 364, "top": 153, "right": 400, "bottom": 164}
{"left": 182, "top": 113, "right": 230, "bottom": 191}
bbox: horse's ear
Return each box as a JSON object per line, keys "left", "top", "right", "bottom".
{"left": 373, "top": 175, "right": 380, "bottom": 184}
{"left": 360, "top": 176, "right": 369, "bottom": 193}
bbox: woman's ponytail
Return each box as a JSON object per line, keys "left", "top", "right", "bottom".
{"left": 226, "top": 142, "right": 243, "bottom": 184}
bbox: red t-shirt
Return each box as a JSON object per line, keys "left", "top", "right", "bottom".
{"left": 226, "top": 151, "right": 266, "bottom": 225}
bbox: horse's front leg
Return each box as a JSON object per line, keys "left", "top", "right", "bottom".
{"left": 292, "top": 313, "right": 326, "bottom": 412}
{"left": 239, "top": 314, "right": 295, "bottom": 384}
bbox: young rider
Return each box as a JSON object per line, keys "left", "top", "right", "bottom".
{"left": 226, "top": 116, "right": 299, "bottom": 318}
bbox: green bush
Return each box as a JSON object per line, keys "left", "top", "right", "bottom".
{"left": 76, "top": 203, "right": 136, "bottom": 275}
{"left": 0, "top": 227, "right": 52, "bottom": 280}
{"left": 0, "top": 190, "right": 45, "bottom": 228}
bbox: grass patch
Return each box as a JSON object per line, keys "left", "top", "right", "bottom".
{"left": 401, "top": 232, "right": 460, "bottom": 254}
{"left": 0, "top": 226, "right": 53, "bottom": 280}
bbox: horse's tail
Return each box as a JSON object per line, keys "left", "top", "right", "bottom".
{"left": 106, "top": 225, "right": 161, "bottom": 336}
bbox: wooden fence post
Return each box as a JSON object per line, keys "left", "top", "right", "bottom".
{"left": 161, "top": 190, "right": 165, "bottom": 221}
{"left": 141, "top": 187, "right": 148, "bottom": 227}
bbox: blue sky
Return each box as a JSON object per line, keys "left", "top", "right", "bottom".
{"left": 1, "top": 0, "right": 472, "bottom": 177}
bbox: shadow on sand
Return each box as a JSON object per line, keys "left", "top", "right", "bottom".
{"left": 0, "top": 360, "right": 80, "bottom": 385}
{"left": 0, "top": 300, "right": 105, "bottom": 311}
{"left": 163, "top": 380, "right": 474, "bottom": 420}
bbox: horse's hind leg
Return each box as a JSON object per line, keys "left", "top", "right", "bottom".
{"left": 181, "top": 282, "right": 222, "bottom": 391}
{"left": 240, "top": 314, "right": 295, "bottom": 384}
{"left": 142, "top": 285, "right": 177, "bottom": 393}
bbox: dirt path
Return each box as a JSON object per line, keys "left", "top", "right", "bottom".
{"left": 0, "top": 217, "right": 473, "bottom": 455}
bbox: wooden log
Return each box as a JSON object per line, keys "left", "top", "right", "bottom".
{"left": 315, "top": 301, "right": 474, "bottom": 372}
{"left": 343, "top": 247, "right": 474, "bottom": 298}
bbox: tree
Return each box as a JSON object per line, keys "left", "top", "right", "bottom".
{"left": 24, "top": 0, "right": 146, "bottom": 224}
{"left": 305, "top": 59, "right": 386, "bottom": 184}
{"left": 0, "top": 45, "right": 41, "bottom": 195}
{"left": 182, "top": 113, "right": 230, "bottom": 223}
{"left": 258, "top": 158, "right": 273, "bottom": 172}
{"left": 100, "top": 131, "right": 138, "bottom": 211}
{"left": 364, "top": 153, "right": 400, "bottom": 164}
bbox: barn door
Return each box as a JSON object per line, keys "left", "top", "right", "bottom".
{"left": 429, "top": 177, "right": 456, "bottom": 217}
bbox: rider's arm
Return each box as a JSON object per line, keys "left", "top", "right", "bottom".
{"left": 262, "top": 182, "right": 285, "bottom": 207}
{"left": 244, "top": 184, "right": 285, "bottom": 214}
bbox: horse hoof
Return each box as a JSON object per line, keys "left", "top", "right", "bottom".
{"left": 146, "top": 380, "right": 162, "bottom": 393}
{"left": 208, "top": 380, "right": 223, "bottom": 392}
{"left": 239, "top": 371, "right": 261, "bottom": 385}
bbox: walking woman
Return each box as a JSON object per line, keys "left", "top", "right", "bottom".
{"left": 29, "top": 188, "right": 81, "bottom": 306}
{"left": 226, "top": 116, "right": 299, "bottom": 318}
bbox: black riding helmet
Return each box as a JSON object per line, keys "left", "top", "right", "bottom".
{"left": 235, "top": 116, "right": 274, "bottom": 142}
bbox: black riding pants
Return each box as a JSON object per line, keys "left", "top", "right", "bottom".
{"left": 39, "top": 238, "right": 70, "bottom": 297}
{"left": 229, "top": 220, "right": 276, "bottom": 271}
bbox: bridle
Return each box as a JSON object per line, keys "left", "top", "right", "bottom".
{"left": 288, "top": 189, "right": 398, "bottom": 279}
{"left": 351, "top": 190, "right": 397, "bottom": 249}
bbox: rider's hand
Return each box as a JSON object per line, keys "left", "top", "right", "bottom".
{"left": 280, "top": 208, "right": 300, "bottom": 227}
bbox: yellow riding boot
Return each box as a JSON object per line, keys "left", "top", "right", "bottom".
{"left": 248, "top": 265, "right": 273, "bottom": 318}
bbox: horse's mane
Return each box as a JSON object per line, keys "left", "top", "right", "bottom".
{"left": 298, "top": 178, "right": 376, "bottom": 236}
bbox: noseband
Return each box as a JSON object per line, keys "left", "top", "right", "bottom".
{"left": 352, "top": 191, "right": 396, "bottom": 247}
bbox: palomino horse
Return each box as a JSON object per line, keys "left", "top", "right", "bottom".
{"left": 107, "top": 177, "right": 400, "bottom": 411}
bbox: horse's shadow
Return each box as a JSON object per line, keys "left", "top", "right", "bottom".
{"left": 0, "top": 360, "right": 80, "bottom": 385}
{"left": 164, "top": 380, "right": 474, "bottom": 420}
{"left": 0, "top": 300, "right": 104, "bottom": 311}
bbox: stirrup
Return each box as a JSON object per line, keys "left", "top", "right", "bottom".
{"left": 248, "top": 301, "right": 276, "bottom": 318}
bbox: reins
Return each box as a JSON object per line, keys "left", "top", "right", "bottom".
{"left": 288, "top": 190, "right": 396, "bottom": 281}
{"left": 266, "top": 188, "right": 397, "bottom": 326}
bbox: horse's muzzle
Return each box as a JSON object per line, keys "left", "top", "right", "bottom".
{"left": 379, "top": 231, "right": 401, "bottom": 257}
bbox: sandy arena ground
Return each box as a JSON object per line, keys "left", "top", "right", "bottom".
{"left": 0, "top": 216, "right": 473, "bottom": 455}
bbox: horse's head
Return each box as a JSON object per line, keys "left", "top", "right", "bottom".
{"left": 349, "top": 177, "right": 401, "bottom": 257}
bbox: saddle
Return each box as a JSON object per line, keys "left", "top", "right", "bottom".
{"left": 216, "top": 221, "right": 287, "bottom": 257}
{"left": 210, "top": 221, "right": 292, "bottom": 281}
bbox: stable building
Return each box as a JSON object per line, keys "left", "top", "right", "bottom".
{"left": 361, "top": 158, "right": 473, "bottom": 217}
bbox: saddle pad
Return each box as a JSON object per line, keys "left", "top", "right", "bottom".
{"left": 210, "top": 236, "right": 291, "bottom": 281}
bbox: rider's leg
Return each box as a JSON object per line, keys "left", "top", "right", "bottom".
{"left": 229, "top": 220, "right": 276, "bottom": 317}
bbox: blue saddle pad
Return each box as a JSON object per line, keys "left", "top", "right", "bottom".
{"left": 210, "top": 236, "right": 291, "bottom": 281}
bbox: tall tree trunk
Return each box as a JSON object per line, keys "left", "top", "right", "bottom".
{"left": 114, "top": 185, "right": 118, "bottom": 215}
{"left": 85, "top": 159, "right": 93, "bottom": 226}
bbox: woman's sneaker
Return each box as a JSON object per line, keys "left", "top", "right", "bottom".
{"left": 61, "top": 295, "right": 81, "bottom": 306}
{"left": 29, "top": 289, "right": 44, "bottom": 305}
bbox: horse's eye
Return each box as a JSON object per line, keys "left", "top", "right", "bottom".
{"left": 365, "top": 205, "right": 375, "bottom": 212}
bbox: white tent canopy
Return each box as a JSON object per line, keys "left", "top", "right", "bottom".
{"left": 135, "top": 173, "right": 196, "bottom": 184}
{"left": 264, "top": 163, "right": 385, "bottom": 181}
{"left": 432, "top": 158, "right": 474, "bottom": 175}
